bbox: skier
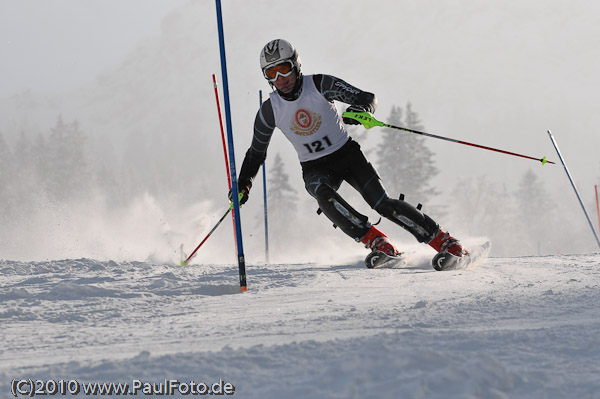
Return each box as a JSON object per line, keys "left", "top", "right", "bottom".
{"left": 231, "top": 39, "right": 467, "bottom": 268}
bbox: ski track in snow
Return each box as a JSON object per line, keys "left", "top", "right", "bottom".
{"left": 1, "top": 252, "right": 599, "bottom": 398}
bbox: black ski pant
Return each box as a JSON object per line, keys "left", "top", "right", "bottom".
{"left": 301, "top": 138, "right": 439, "bottom": 244}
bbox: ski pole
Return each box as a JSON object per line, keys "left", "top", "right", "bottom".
{"left": 181, "top": 207, "right": 231, "bottom": 266}
{"left": 343, "top": 111, "right": 554, "bottom": 166}
{"left": 180, "top": 196, "right": 243, "bottom": 266}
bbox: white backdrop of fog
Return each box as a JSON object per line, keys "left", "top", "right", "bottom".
{"left": 1, "top": 0, "right": 599, "bottom": 263}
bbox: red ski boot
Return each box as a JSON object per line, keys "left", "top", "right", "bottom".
{"left": 361, "top": 226, "right": 399, "bottom": 256}
{"left": 361, "top": 226, "right": 404, "bottom": 268}
{"left": 429, "top": 230, "right": 469, "bottom": 271}
{"left": 428, "top": 230, "right": 467, "bottom": 257}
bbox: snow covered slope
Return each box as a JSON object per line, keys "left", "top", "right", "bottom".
{"left": 1, "top": 253, "right": 599, "bottom": 398}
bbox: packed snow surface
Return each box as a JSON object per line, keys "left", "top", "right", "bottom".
{"left": 1, "top": 251, "right": 599, "bottom": 398}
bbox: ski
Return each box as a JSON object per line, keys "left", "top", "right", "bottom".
{"left": 365, "top": 250, "right": 407, "bottom": 269}
{"left": 431, "top": 241, "right": 491, "bottom": 271}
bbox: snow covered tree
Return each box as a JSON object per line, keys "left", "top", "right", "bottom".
{"left": 514, "top": 169, "right": 555, "bottom": 254}
{"left": 375, "top": 104, "right": 438, "bottom": 207}
{"left": 0, "top": 133, "right": 11, "bottom": 181}
{"left": 44, "top": 116, "right": 91, "bottom": 201}
{"left": 14, "top": 131, "right": 33, "bottom": 168}
{"left": 11, "top": 132, "right": 37, "bottom": 206}
{"left": 0, "top": 133, "right": 14, "bottom": 215}
{"left": 446, "top": 175, "right": 524, "bottom": 256}
{"left": 32, "top": 133, "right": 50, "bottom": 186}
{"left": 264, "top": 153, "right": 298, "bottom": 255}
{"left": 267, "top": 153, "right": 298, "bottom": 220}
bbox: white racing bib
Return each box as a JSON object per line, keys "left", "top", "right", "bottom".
{"left": 270, "top": 75, "right": 349, "bottom": 162}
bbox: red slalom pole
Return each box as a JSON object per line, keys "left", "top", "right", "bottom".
{"left": 596, "top": 185, "right": 600, "bottom": 236}
{"left": 179, "top": 75, "right": 237, "bottom": 267}
{"left": 213, "top": 74, "right": 232, "bottom": 191}
{"left": 213, "top": 74, "right": 238, "bottom": 244}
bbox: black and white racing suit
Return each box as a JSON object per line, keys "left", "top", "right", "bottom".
{"left": 237, "top": 74, "right": 440, "bottom": 244}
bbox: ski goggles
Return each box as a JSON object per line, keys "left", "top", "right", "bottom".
{"left": 263, "top": 61, "right": 294, "bottom": 82}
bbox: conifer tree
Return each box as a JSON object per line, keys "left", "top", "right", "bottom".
{"left": 32, "top": 133, "right": 50, "bottom": 185}
{"left": 0, "top": 133, "right": 13, "bottom": 214}
{"left": 45, "top": 115, "right": 90, "bottom": 201}
{"left": 376, "top": 103, "right": 438, "bottom": 206}
{"left": 447, "top": 175, "right": 524, "bottom": 256}
{"left": 264, "top": 153, "right": 298, "bottom": 253}
{"left": 14, "top": 131, "right": 32, "bottom": 166}
{"left": 11, "top": 131, "right": 38, "bottom": 214}
{"left": 514, "top": 169, "right": 553, "bottom": 254}
{"left": 267, "top": 153, "right": 298, "bottom": 221}
{"left": 0, "top": 132, "right": 11, "bottom": 180}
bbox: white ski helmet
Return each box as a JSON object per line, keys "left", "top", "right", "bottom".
{"left": 260, "top": 39, "right": 302, "bottom": 80}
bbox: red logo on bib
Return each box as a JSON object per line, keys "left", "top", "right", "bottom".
{"left": 291, "top": 108, "right": 321, "bottom": 136}
{"left": 295, "top": 110, "right": 312, "bottom": 128}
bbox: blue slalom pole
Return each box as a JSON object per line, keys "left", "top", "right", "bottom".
{"left": 260, "top": 90, "right": 270, "bottom": 264}
{"left": 215, "top": 0, "right": 247, "bottom": 291}
{"left": 547, "top": 130, "right": 600, "bottom": 249}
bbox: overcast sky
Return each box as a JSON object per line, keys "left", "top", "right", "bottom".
{"left": 2, "top": 0, "right": 600, "bottom": 200}
{"left": 0, "top": 0, "right": 187, "bottom": 96}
